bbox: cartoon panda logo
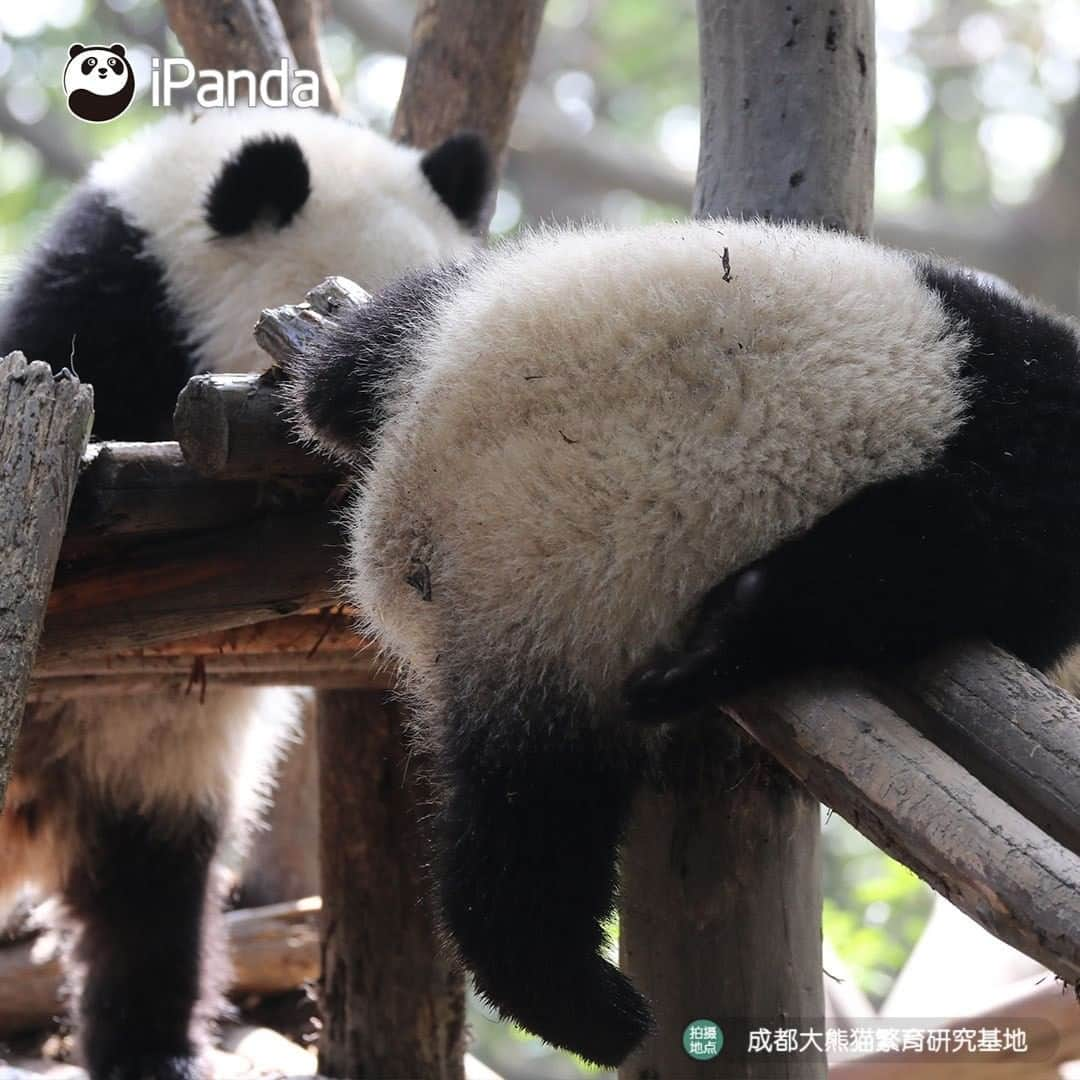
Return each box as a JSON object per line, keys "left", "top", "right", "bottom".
{"left": 64, "top": 44, "right": 135, "bottom": 123}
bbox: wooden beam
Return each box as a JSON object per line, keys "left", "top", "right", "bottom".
{"left": 0, "top": 354, "right": 93, "bottom": 808}
{"left": 730, "top": 669, "right": 1080, "bottom": 985}
{"left": 391, "top": 0, "right": 546, "bottom": 228}
{"left": 317, "top": 693, "right": 467, "bottom": 1079}
{"left": 162, "top": 0, "right": 295, "bottom": 74}
{"left": 173, "top": 372, "right": 328, "bottom": 479}
{"left": 897, "top": 644, "right": 1080, "bottom": 857}
{"left": 42, "top": 508, "right": 340, "bottom": 662}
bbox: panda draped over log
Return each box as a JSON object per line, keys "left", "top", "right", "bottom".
{"left": 278, "top": 220, "right": 1080, "bottom": 1068}
{"left": 0, "top": 107, "right": 492, "bottom": 1080}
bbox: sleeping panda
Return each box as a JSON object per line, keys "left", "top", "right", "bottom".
{"left": 0, "top": 107, "right": 491, "bottom": 1080}
{"left": 276, "top": 219, "right": 1080, "bottom": 1067}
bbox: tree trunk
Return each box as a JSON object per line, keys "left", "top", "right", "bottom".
{"left": 0, "top": 353, "right": 93, "bottom": 807}
{"left": 317, "top": 692, "right": 466, "bottom": 1080}
{"left": 619, "top": 4, "right": 875, "bottom": 1078}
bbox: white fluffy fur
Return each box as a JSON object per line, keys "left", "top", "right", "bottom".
{"left": 345, "top": 221, "right": 971, "bottom": 707}
{"left": 91, "top": 107, "right": 477, "bottom": 375}
{"left": 5, "top": 109, "right": 481, "bottom": 913}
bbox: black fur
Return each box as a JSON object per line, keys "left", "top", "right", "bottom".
{"left": 280, "top": 263, "right": 465, "bottom": 460}
{"left": 628, "top": 258, "right": 1080, "bottom": 717}
{"left": 0, "top": 186, "right": 192, "bottom": 440}
{"left": 433, "top": 680, "right": 652, "bottom": 1068}
{"left": 420, "top": 133, "right": 493, "bottom": 230}
{"left": 205, "top": 135, "right": 311, "bottom": 236}
{"left": 64, "top": 801, "right": 223, "bottom": 1080}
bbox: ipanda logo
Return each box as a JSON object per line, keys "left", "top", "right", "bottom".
{"left": 64, "top": 41, "right": 319, "bottom": 123}
{"left": 64, "top": 44, "right": 136, "bottom": 123}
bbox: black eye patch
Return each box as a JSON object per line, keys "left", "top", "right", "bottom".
{"left": 108, "top": 57, "right": 122, "bottom": 71}
{"left": 82, "top": 57, "right": 97, "bottom": 75}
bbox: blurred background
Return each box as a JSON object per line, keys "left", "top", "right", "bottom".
{"left": 0, "top": 1, "right": 1076, "bottom": 1076}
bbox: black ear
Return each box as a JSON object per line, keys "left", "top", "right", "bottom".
{"left": 420, "top": 132, "right": 493, "bottom": 230}
{"left": 69, "top": 43, "right": 86, "bottom": 58}
{"left": 205, "top": 135, "right": 311, "bottom": 236}
{"left": 109, "top": 43, "right": 126, "bottom": 58}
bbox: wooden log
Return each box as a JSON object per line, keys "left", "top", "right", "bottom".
{"left": 694, "top": 0, "right": 876, "bottom": 234}
{"left": 619, "top": 4, "right": 874, "bottom": 1077}
{"left": 63, "top": 440, "right": 334, "bottom": 554}
{"left": 729, "top": 671, "right": 1080, "bottom": 985}
{"left": 0, "top": 354, "right": 93, "bottom": 809}
{"left": 317, "top": 692, "right": 466, "bottom": 1080}
{"left": 896, "top": 644, "right": 1080, "bottom": 858}
{"left": 173, "top": 372, "right": 330, "bottom": 479}
{"left": 391, "top": 0, "right": 546, "bottom": 227}
{"left": 0, "top": 898, "right": 321, "bottom": 1039}
{"left": 41, "top": 509, "right": 340, "bottom": 663}
{"left": 271, "top": 0, "right": 341, "bottom": 112}
{"left": 162, "top": 0, "right": 295, "bottom": 77}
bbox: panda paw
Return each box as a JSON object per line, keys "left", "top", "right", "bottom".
{"left": 623, "top": 566, "right": 770, "bottom": 722}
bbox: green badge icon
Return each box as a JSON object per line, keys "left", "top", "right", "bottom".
{"left": 683, "top": 1019, "right": 724, "bottom": 1061}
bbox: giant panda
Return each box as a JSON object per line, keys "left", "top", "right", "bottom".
{"left": 276, "top": 219, "right": 1080, "bottom": 1067}
{"left": 0, "top": 107, "right": 492, "bottom": 1080}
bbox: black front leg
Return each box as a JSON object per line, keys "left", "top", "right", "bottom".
{"left": 432, "top": 685, "right": 653, "bottom": 1067}
{"left": 63, "top": 800, "right": 225, "bottom": 1080}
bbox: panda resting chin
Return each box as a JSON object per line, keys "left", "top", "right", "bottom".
{"left": 0, "top": 107, "right": 492, "bottom": 1080}
{"left": 279, "top": 219, "right": 1080, "bottom": 1067}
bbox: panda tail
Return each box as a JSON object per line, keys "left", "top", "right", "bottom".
{"left": 431, "top": 691, "right": 654, "bottom": 1068}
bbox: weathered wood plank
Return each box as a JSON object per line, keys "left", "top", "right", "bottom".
{"left": 0, "top": 353, "right": 93, "bottom": 807}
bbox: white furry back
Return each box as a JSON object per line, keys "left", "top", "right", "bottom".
{"left": 346, "top": 221, "right": 971, "bottom": 705}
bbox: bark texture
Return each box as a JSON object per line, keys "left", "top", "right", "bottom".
{"left": 317, "top": 692, "right": 466, "bottom": 1080}
{"left": 695, "top": 0, "right": 876, "bottom": 234}
{"left": 0, "top": 353, "right": 92, "bottom": 807}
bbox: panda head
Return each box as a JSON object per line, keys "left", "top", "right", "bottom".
{"left": 64, "top": 44, "right": 135, "bottom": 123}
{"left": 88, "top": 108, "right": 495, "bottom": 374}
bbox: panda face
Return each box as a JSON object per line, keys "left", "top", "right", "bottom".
{"left": 64, "top": 44, "right": 135, "bottom": 122}
{"left": 85, "top": 108, "right": 492, "bottom": 377}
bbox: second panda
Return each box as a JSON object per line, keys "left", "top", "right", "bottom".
{"left": 279, "top": 220, "right": 1080, "bottom": 1067}
{"left": 0, "top": 107, "right": 491, "bottom": 1080}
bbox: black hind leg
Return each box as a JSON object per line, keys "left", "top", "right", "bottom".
{"left": 432, "top": 685, "right": 652, "bottom": 1067}
{"left": 64, "top": 800, "right": 224, "bottom": 1080}
{"left": 627, "top": 472, "right": 1015, "bottom": 720}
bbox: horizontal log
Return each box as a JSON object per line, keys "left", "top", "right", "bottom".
{"left": 0, "top": 897, "right": 321, "bottom": 1039}
{"left": 41, "top": 509, "right": 342, "bottom": 663}
{"left": 64, "top": 441, "right": 334, "bottom": 555}
{"left": 174, "top": 371, "right": 330, "bottom": 479}
{"left": 728, "top": 665, "right": 1080, "bottom": 987}
{"left": 28, "top": 609, "right": 391, "bottom": 696}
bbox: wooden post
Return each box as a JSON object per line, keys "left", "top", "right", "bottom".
{"left": 0, "top": 354, "right": 92, "bottom": 806}
{"left": 619, "top": 4, "right": 875, "bottom": 1078}
{"left": 318, "top": 693, "right": 466, "bottom": 1079}
{"left": 314, "top": 3, "right": 544, "bottom": 1074}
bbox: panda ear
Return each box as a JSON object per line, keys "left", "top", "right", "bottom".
{"left": 109, "top": 43, "right": 126, "bottom": 58}
{"left": 420, "top": 132, "right": 493, "bottom": 230}
{"left": 69, "top": 43, "right": 86, "bottom": 58}
{"left": 205, "top": 135, "right": 311, "bottom": 236}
